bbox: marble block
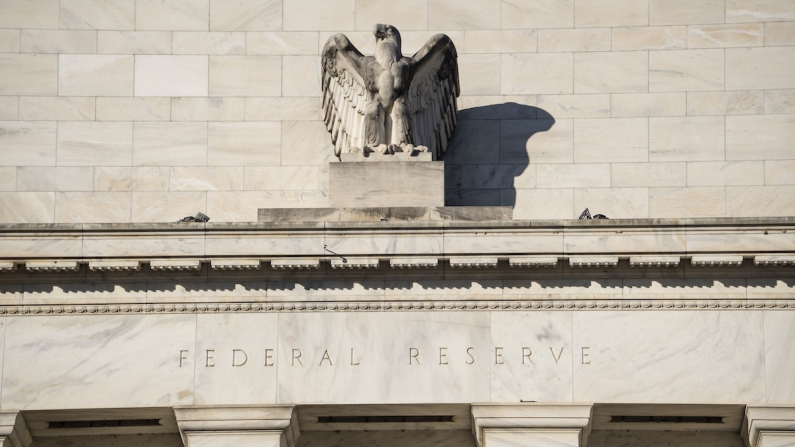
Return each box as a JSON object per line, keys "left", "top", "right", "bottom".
{"left": 329, "top": 162, "right": 444, "bottom": 208}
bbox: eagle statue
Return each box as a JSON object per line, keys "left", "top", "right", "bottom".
{"left": 321, "top": 24, "right": 460, "bottom": 160}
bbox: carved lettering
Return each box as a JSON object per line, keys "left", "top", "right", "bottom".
{"left": 320, "top": 350, "right": 333, "bottom": 366}
{"left": 550, "top": 347, "right": 564, "bottom": 364}
{"left": 265, "top": 348, "right": 274, "bottom": 366}
{"left": 351, "top": 348, "right": 360, "bottom": 366}
{"left": 410, "top": 348, "right": 421, "bottom": 365}
{"left": 439, "top": 347, "right": 448, "bottom": 365}
{"left": 522, "top": 347, "right": 535, "bottom": 365}
{"left": 581, "top": 347, "right": 591, "bottom": 365}
{"left": 466, "top": 347, "right": 475, "bottom": 365}
{"left": 292, "top": 349, "right": 303, "bottom": 366}
{"left": 232, "top": 349, "right": 247, "bottom": 367}
{"left": 495, "top": 347, "right": 504, "bottom": 365}
{"left": 179, "top": 350, "right": 189, "bottom": 367}
{"left": 205, "top": 350, "right": 215, "bottom": 367}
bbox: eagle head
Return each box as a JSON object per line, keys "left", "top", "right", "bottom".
{"left": 374, "top": 23, "right": 401, "bottom": 48}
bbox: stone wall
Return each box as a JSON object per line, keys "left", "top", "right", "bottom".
{"left": 0, "top": 0, "right": 793, "bottom": 223}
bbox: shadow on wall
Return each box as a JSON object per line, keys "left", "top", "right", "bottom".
{"left": 442, "top": 102, "right": 555, "bottom": 207}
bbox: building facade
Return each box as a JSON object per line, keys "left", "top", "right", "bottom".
{"left": 0, "top": 1, "right": 794, "bottom": 447}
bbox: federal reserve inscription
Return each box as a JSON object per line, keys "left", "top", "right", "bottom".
{"left": 179, "top": 346, "right": 592, "bottom": 368}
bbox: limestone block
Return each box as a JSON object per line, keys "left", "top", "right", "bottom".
{"left": 55, "top": 192, "right": 132, "bottom": 223}
{"left": 400, "top": 31, "right": 466, "bottom": 55}
{"left": 19, "top": 97, "right": 95, "bottom": 121}
{"left": 459, "top": 54, "right": 500, "bottom": 96}
{"left": 0, "top": 30, "right": 20, "bottom": 53}
{"left": 649, "top": 187, "right": 725, "bottom": 217}
{"left": 726, "top": 47, "right": 795, "bottom": 90}
{"left": 2, "top": 315, "right": 196, "bottom": 409}
{"left": 612, "top": 26, "right": 686, "bottom": 50}
{"left": 449, "top": 189, "right": 501, "bottom": 206}
{"left": 258, "top": 207, "right": 338, "bottom": 222}
{"left": 500, "top": 119, "right": 572, "bottom": 164}
{"left": 460, "top": 164, "right": 532, "bottom": 189}
{"left": 0, "top": 97, "right": 18, "bottom": 121}
{"left": 136, "top": 0, "right": 209, "bottom": 31}
{"left": 537, "top": 164, "right": 610, "bottom": 188}
{"left": 329, "top": 162, "right": 444, "bottom": 207}
{"left": 0, "top": 168, "right": 14, "bottom": 191}
{"left": 501, "top": 0, "right": 574, "bottom": 29}
{"left": 763, "top": 312, "right": 795, "bottom": 404}
{"left": 94, "top": 167, "right": 169, "bottom": 191}
{"left": 247, "top": 32, "right": 318, "bottom": 55}
{"left": 209, "top": 56, "right": 280, "bottom": 96}
{"left": 356, "top": 0, "right": 428, "bottom": 31}
{"left": 59, "top": 55, "right": 133, "bottom": 96}
{"left": 60, "top": 0, "right": 134, "bottom": 30}
{"left": 458, "top": 95, "right": 537, "bottom": 120}
{"left": 207, "top": 191, "right": 329, "bottom": 221}
{"left": 280, "top": 121, "right": 334, "bottom": 165}
{"left": 428, "top": 0, "right": 500, "bottom": 29}
{"left": 0, "top": 121, "right": 56, "bottom": 166}
{"left": 20, "top": 30, "right": 97, "bottom": 54}
{"left": 246, "top": 98, "right": 320, "bottom": 121}
{"left": 282, "top": 56, "right": 321, "bottom": 97}
{"left": 135, "top": 55, "right": 208, "bottom": 97}
{"left": 131, "top": 191, "right": 207, "bottom": 222}
{"left": 0, "top": 0, "right": 58, "bottom": 28}
{"left": 133, "top": 122, "right": 207, "bottom": 166}
{"left": 650, "top": 0, "right": 725, "bottom": 25}
{"left": 574, "top": 188, "right": 649, "bottom": 218}
{"left": 57, "top": 121, "right": 133, "bottom": 166}
{"left": 727, "top": 0, "right": 795, "bottom": 23}
{"left": 538, "top": 28, "right": 610, "bottom": 52}
{"left": 207, "top": 122, "right": 280, "bottom": 166}
{"left": 612, "top": 162, "right": 686, "bottom": 187}
{"left": 23, "top": 283, "right": 144, "bottom": 304}
{"left": 623, "top": 278, "right": 745, "bottom": 299}
{"left": 574, "top": 311, "right": 765, "bottom": 403}
{"left": 317, "top": 31, "right": 375, "bottom": 55}
{"left": 209, "top": 0, "right": 281, "bottom": 31}
{"left": 687, "top": 161, "right": 765, "bottom": 186}
{"left": 464, "top": 30, "right": 537, "bottom": 53}
{"left": 574, "top": 51, "right": 647, "bottom": 93}
{"left": 172, "top": 98, "right": 245, "bottom": 121}
{"left": 688, "top": 24, "right": 764, "bottom": 49}
{"left": 650, "top": 49, "right": 724, "bottom": 92}
{"left": 170, "top": 167, "right": 244, "bottom": 191}
{"left": 98, "top": 31, "right": 171, "bottom": 54}
{"left": 575, "top": 0, "right": 648, "bottom": 27}
{"left": 502, "top": 53, "right": 573, "bottom": 95}
{"left": 16, "top": 167, "right": 93, "bottom": 192}
{"left": 244, "top": 166, "right": 319, "bottom": 190}
{"left": 0, "top": 54, "right": 57, "bottom": 95}
{"left": 283, "top": 0, "right": 355, "bottom": 31}
{"left": 765, "top": 160, "right": 795, "bottom": 185}
{"left": 764, "top": 89, "right": 795, "bottom": 114}
{"left": 726, "top": 115, "right": 795, "bottom": 160}
{"left": 0, "top": 192, "right": 55, "bottom": 223}
{"left": 649, "top": 116, "right": 725, "bottom": 162}
{"left": 173, "top": 32, "right": 245, "bottom": 55}
{"left": 611, "top": 93, "right": 686, "bottom": 117}
{"left": 687, "top": 91, "right": 764, "bottom": 116}
{"left": 96, "top": 97, "right": 171, "bottom": 121}
{"left": 535, "top": 95, "right": 610, "bottom": 119}
{"left": 574, "top": 118, "right": 648, "bottom": 162}
{"left": 765, "top": 22, "right": 795, "bottom": 46}
{"left": 726, "top": 186, "right": 795, "bottom": 217}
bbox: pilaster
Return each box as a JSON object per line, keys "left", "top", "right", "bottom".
{"left": 742, "top": 406, "right": 795, "bottom": 447}
{"left": 0, "top": 411, "right": 32, "bottom": 447}
{"left": 174, "top": 405, "right": 299, "bottom": 447}
{"left": 471, "top": 403, "right": 594, "bottom": 447}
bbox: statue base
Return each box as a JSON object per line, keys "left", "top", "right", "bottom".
{"left": 328, "top": 161, "right": 444, "bottom": 208}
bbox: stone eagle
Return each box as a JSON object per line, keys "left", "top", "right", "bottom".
{"left": 321, "top": 24, "right": 459, "bottom": 159}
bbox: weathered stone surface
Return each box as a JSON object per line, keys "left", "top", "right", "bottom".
{"left": 329, "top": 162, "right": 444, "bottom": 208}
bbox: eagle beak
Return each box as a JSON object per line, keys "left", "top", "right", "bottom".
{"left": 373, "top": 24, "right": 386, "bottom": 39}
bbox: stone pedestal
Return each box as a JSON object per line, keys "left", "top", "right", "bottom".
{"left": 174, "top": 406, "right": 299, "bottom": 447}
{"left": 328, "top": 161, "right": 444, "bottom": 208}
{"left": 743, "top": 406, "right": 795, "bottom": 447}
{"left": 0, "top": 412, "right": 32, "bottom": 447}
{"left": 471, "top": 404, "right": 593, "bottom": 447}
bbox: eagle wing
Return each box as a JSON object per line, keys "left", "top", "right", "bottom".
{"left": 321, "top": 34, "right": 368, "bottom": 157}
{"left": 408, "top": 34, "right": 460, "bottom": 159}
